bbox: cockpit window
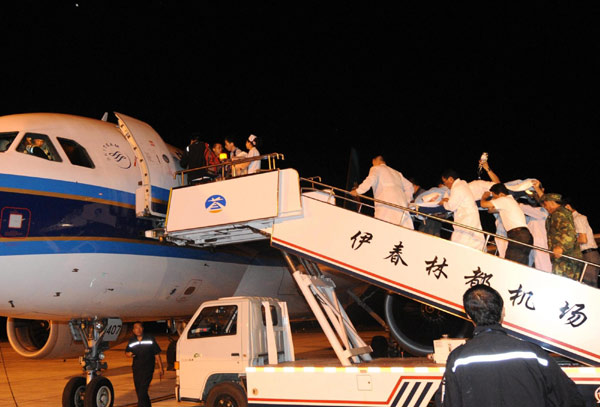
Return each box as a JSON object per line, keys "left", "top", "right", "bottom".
{"left": 0, "top": 132, "right": 18, "bottom": 152}
{"left": 57, "top": 137, "right": 95, "bottom": 169}
{"left": 17, "top": 133, "right": 62, "bottom": 162}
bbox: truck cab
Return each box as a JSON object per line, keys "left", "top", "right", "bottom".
{"left": 176, "top": 296, "right": 294, "bottom": 404}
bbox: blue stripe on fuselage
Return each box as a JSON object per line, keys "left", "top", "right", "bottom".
{"left": 0, "top": 189, "right": 154, "bottom": 239}
{"left": 0, "top": 173, "right": 170, "bottom": 205}
{"left": 151, "top": 185, "right": 170, "bottom": 202}
{"left": 0, "top": 238, "right": 286, "bottom": 268}
{"left": 0, "top": 174, "right": 284, "bottom": 266}
{"left": 0, "top": 238, "right": 234, "bottom": 261}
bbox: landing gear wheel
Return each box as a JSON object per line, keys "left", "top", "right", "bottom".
{"left": 384, "top": 294, "right": 472, "bottom": 356}
{"left": 206, "top": 382, "right": 248, "bottom": 407}
{"left": 84, "top": 376, "right": 114, "bottom": 407}
{"left": 62, "top": 376, "right": 86, "bottom": 407}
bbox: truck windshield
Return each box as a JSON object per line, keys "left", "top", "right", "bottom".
{"left": 188, "top": 305, "right": 238, "bottom": 339}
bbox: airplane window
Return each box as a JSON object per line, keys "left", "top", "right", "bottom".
{"left": 0, "top": 132, "right": 18, "bottom": 152}
{"left": 16, "top": 133, "right": 62, "bottom": 162}
{"left": 187, "top": 305, "right": 238, "bottom": 339}
{"left": 57, "top": 137, "right": 95, "bottom": 168}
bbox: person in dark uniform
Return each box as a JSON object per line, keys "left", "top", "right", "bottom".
{"left": 435, "top": 284, "right": 583, "bottom": 407}
{"left": 180, "top": 134, "right": 208, "bottom": 184}
{"left": 125, "top": 321, "right": 164, "bottom": 407}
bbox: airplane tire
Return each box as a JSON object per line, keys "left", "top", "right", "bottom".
{"left": 206, "top": 382, "right": 248, "bottom": 407}
{"left": 62, "top": 376, "right": 86, "bottom": 407}
{"left": 84, "top": 376, "right": 114, "bottom": 407}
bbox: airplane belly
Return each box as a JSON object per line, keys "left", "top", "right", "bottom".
{"left": 0, "top": 251, "right": 251, "bottom": 320}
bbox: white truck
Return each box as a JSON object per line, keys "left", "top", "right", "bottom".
{"left": 175, "top": 296, "right": 600, "bottom": 407}
{"left": 176, "top": 296, "right": 296, "bottom": 406}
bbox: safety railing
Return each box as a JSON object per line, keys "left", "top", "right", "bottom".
{"left": 175, "top": 152, "right": 285, "bottom": 186}
{"left": 299, "top": 177, "right": 600, "bottom": 286}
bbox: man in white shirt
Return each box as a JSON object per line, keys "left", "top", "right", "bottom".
{"left": 350, "top": 155, "right": 414, "bottom": 229}
{"left": 224, "top": 137, "right": 247, "bottom": 176}
{"left": 519, "top": 202, "right": 552, "bottom": 272}
{"left": 481, "top": 183, "right": 533, "bottom": 265}
{"left": 440, "top": 169, "right": 485, "bottom": 251}
{"left": 467, "top": 160, "right": 501, "bottom": 202}
{"left": 565, "top": 202, "right": 599, "bottom": 287}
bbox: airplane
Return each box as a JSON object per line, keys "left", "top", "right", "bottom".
{"left": 0, "top": 112, "right": 379, "bottom": 407}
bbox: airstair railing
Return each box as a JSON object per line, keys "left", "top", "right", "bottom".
{"left": 299, "top": 177, "right": 600, "bottom": 284}
{"left": 175, "top": 152, "right": 285, "bottom": 185}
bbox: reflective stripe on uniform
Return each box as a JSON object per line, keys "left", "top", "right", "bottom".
{"left": 128, "top": 340, "right": 154, "bottom": 348}
{"left": 451, "top": 351, "right": 549, "bottom": 372}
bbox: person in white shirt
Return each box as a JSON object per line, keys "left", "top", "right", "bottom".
{"left": 519, "top": 201, "right": 552, "bottom": 272}
{"left": 565, "top": 202, "right": 599, "bottom": 287}
{"left": 481, "top": 183, "right": 533, "bottom": 265}
{"left": 224, "top": 136, "right": 247, "bottom": 176}
{"left": 440, "top": 169, "right": 485, "bottom": 251}
{"left": 467, "top": 161, "right": 503, "bottom": 256}
{"left": 350, "top": 155, "right": 414, "bottom": 229}
{"left": 468, "top": 160, "right": 501, "bottom": 201}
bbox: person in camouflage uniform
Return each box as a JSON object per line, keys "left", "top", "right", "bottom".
{"left": 540, "top": 193, "right": 583, "bottom": 280}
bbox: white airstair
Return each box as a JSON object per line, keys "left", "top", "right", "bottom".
{"left": 150, "top": 168, "right": 600, "bottom": 366}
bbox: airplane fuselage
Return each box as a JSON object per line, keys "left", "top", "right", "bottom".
{"left": 0, "top": 113, "right": 314, "bottom": 322}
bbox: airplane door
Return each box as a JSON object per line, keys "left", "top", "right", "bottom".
{"left": 178, "top": 301, "right": 243, "bottom": 399}
{"left": 115, "top": 112, "right": 178, "bottom": 218}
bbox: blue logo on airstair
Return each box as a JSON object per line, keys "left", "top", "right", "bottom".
{"left": 205, "top": 195, "right": 227, "bottom": 213}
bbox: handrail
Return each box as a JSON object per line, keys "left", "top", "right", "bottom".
{"left": 175, "top": 152, "right": 285, "bottom": 185}
{"left": 299, "top": 177, "right": 600, "bottom": 283}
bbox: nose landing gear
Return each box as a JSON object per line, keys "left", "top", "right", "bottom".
{"left": 62, "top": 318, "right": 122, "bottom": 407}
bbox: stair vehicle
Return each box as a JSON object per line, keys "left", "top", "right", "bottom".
{"left": 149, "top": 161, "right": 600, "bottom": 406}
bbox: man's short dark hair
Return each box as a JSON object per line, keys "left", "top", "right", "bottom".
{"left": 441, "top": 169, "right": 459, "bottom": 180}
{"left": 490, "top": 183, "right": 510, "bottom": 196}
{"left": 463, "top": 284, "right": 504, "bottom": 326}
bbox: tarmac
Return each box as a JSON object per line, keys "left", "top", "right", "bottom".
{"left": 0, "top": 329, "right": 383, "bottom": 407}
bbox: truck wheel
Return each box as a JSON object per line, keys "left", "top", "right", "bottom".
{"left": 62, "top": 376, "right": 86, "bottom": 407}
{"left": 84, "top": 376, "right": 114, "bottom": 407}
{"left": 206, "top": 382, "right": 247, "bottom": 407}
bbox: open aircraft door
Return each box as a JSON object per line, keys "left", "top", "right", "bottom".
{"left": 115, "top": 112, "right": 178, "bottom": 218}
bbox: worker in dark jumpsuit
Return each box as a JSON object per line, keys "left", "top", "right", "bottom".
{"left": 125, "top": 321, "right": 164, "bottom": 407}
{"left": 179, "top": 134, "right": 208, "bottom": 184}
{"left": 435, "top": 284, "right": 584, "bottom": 407}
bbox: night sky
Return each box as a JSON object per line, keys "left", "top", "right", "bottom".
{"left": 2, "top": 2, "right": 599, "bottom": 229}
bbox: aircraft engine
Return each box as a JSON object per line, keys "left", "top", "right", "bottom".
{"left": 6, "top": 318, "right": 130, "bottom": 359}
{"left": 383, "top": 293, "right": 473, "bottom": 356}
